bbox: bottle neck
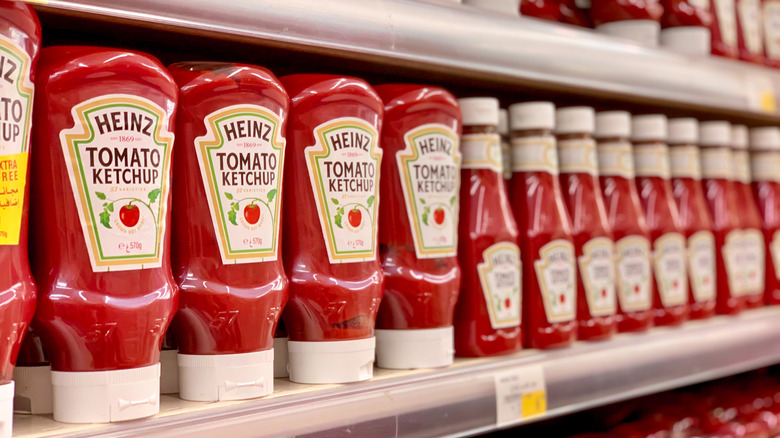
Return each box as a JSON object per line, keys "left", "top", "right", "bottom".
{"left": 556, "top": 132, "right": 598, "bottom": 176}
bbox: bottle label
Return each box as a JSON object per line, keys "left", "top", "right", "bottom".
{"left": 716, "top": 0, "right": 738, "bottom": 48}
{"left": 751, "top": 151, "right": 780, "bottom": 182}
{"left": 557, "top": 138, "right": 598, "bottom": 175}
{"left": 771, "top": 230, "right": 780, "bottom": 280}
{"left": 397, "top": 124, "right": 461, "bottom": 259}
{"left": 687, "top": 231, "right": 716, "bottom": 302}
{"left": 633, "top": 144, "right": 670, "bottom": 179}
{"left": 511, "top": 136, "right": 559, "bottom": 175}
{"left": 732, "top": 150, "right": 751, "bottom": 183}
{"left": 461, "top": 133, "right": 502, "bottom": 173}
{"left": 306, "top": 117, "right": 382, "bottom": 264}
{"left": 739, "top": 0, "right": 764, "bottom": 54}
{"left": 596, "top": 141, "right": 634, "bottom": 178}
{"left": 578, "top": 237, "right": 617, "bottom": 316}
{"left": 653, "top": 233, "right": 689, "bottom": 307}
{"left": 614, "top": 236, "right": 652, "bottom": 311}
{"left": 723, "top": 230, "right": 743, "bottom": 295}
{"left": 740, "top": 228, "right": 766, "bottom": 295}
{"left": 195, "top": 105, "right": 285, "bottom": 264}
{"left": 535, "top": 240, "right": 576, "bottom": 323}
{"left": 669, "top": 145, "right": 701, "bottom": 180}
{"left": 60, "top": 95, "right": 174, "bottom": 272}
{"left": 478, "top": 242, "right": 522, "bottom": 329}
{"left": 700, "top": 147, "right": 733, "bottom": 179}
{"left": 501, "top": 139, "right": 512, "bottom": 181}
{"left": 0, "top": 35, "right": 33, "bottom": 245}
{"left": 764, "top": 1, "right": 780, "bottom": 59}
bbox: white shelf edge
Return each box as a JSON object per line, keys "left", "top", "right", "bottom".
{"left": 26, "top": 0, "right": 780, "bottom": 120}
{"left": 12, "top": 307, "right": 780, "bottom": 438}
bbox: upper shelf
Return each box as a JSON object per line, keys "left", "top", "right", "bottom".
{"left": 26, "top": 0, "right": 780, "bottom": 122}
{"left": 12, "top": 307, "right": 780, "bottom": 438}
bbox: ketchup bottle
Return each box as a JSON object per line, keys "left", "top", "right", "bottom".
{"left": 632, "top": 115, "right": 690, "bottom": 326}
{"left": 667, "top": 119, "right": 716, "bottom": 320}
{"left": 520, "top": 0, "right": 561, "bottom": 21}
{"left": 279, "top": 75, "right": 383, "bottom": 383}
{"left": 735, "top": 0, "right": 764, "bottom": 63}
{"left": 167, "top": 63, "right": 288, "bottom": 401}
{"left": 732, "top": 124, "right": 765, "bottom": 308}
{"left": 595, "top": 111, "right": 654, "bottom": 333}
{"left": 454, "top": 98, "right": 521, "bottom": 357}
{"left": 763, "top": 0, "right": 780, "bottom": 68}
{"left": 749, "top": 127, "right": 780, "bottom": 305}
{"left": 0, "top": 2, "right": 39, "bottom": 432}
{"left": 374, "top": 85, "right": 461, "bottom": 369}
{"left": 660, "top": 0, "right": 713, "bottom": 55}
{"left": 711, "top": 0, "right": 739, "bottom": 58}
{"left": 555, "top": 107, "right": 617, "bottom": 341}
{"left": 591, "top": 0, "right": 665, "bottom": 47}
{"left": 30, "top": 47, "right": 178, "bottom": 423}
{"left": 698, "top": 121, "right": 744, "bottom": 314}
{"left": 559, "top": 0, "right": 593, "bottom": 27}
{"left": 509, "top": 102, "right": 577, "bottom": 349}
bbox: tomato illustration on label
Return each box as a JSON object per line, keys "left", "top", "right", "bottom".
{"left": 307, "top": 117, "right": 382, "bottom": 264}
{"left": 397, "top": 124, "right": 461, "bottom": 259}
{"left": 534, "top": 240, "right": 576, "bottom": 323}
{"left": 578, "top": 237, "right": 617, "bottom": 316}
{"left": 60, "top": 94, "right": 173, "bottom": 272}
{"left": 195, "top": 105, "right": 285, "bottom": 264}
{"left": 478, "top": 242, "right": 522, "bottom": 329}
{"left": 614, "top": 236, "right": 652, "bottom": 311}
{"left": 653, "top": 233, "right": 689, "bottom": 307}
{"left": 687, "top": 231, "right": 716, "bottom": 302}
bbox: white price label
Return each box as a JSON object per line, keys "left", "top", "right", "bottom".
{"left": 494, "top": 365, "right": 547, "bottom": 427}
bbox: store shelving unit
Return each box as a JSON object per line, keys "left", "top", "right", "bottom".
{"left": 28, "top": 0, "right": 780, "bottom": 122}
{"left": 13, "top": 308, "right": 780, "bottom": 437}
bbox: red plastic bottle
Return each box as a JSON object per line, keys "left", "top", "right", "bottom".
{"left": 30, "top": 47, "right": 178, "bottom": 423}
{"left": 749, "top": 127, "right": 780, "bottom": 305}
{"left": 698, "top": 121, "right": 744, "bottom": 315}
{"left": 520, "top": 0, "right": 561, "bottom": 21}
{"left": 555, "top": 107, "right": 617, "bottom": 341}
{"left": 732, "top": 125, "right": 766, "bottom": 308}
{"left": 509, "top": 101, "right": 577, "bottom": 349}
{"left": 660, "top": 0, "right": 713, "bottom": 56}
{"left": 711, "top": 0, "right": 739, "bottom": 57}
{"left": 595, "top": 112, "right": 654, "bottom": 333}
{"left": 167, "top": 63, "right": 289, "bottom": 401}
{"left": 559, "top": 0, "right": 593, "bottom": 27}
{"left": 0, "top": 1, "right": 40, "bottom": 431}
{"left": 279, "top": 75, "right": 383, "bottom": 383}
{"left": 454, "top": 98, "right": 521, "bottom": 357}
{"left": 763, "top": 0, "right": 780, "bottom": 68}
{"left": 591, "top": 0, "right": 665, "bottom": 47}
{"left": 374, "top": 84, "right": 462, "bottom": 369}
{"left": 667, "top": 119, "right": 716, "bottom": 320}
{"left": 631, "top": 115, "right": 690, "bottom": 326}
{"left": 736, "top": 0, "right": 764, "bottom": 63}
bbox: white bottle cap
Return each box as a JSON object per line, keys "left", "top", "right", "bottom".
{"left": 273, "top": 337, "right": 289, "bottom": 378}
{"left": 498, "top": 109, "right": 509, "bottom": 136}
{"left": 667, "top": 118, "right": 698, "bottom": 145}
{"left": 463, "top": 0, "right": 520, "bottom": 15}
{"left": 375, "top": 327, "right": 454, "bottom": 370}
{"left": 595, "top": 111, "right": 632, "bottom": 138}
{"left": 660, "top": 27, "right": 711, "bottom": 56}
{"left": 178, "top": 350, "right": 273, "bottom": 402}
{"left": 596, "top": 20, "right": 660, "bottom": 47}
{"left": 51, "top": 363, "right": 160, "bottom": 423}
{"left": 632, "top": 114, "right": 667, "bottom": 142}
{"left": 159, "top": 349, "right": 179, "bottom": 395}
{"left": 749, "top": 127, "right": 780, "bottom": 150}
{"left": 555, "top": 106, "right": 595, "bottom": 134}
{"left": 508, "top": 101, "right": 555, "bottom": 131}
{"left": 13, "top": 365, "right": 52, "bottom": 414}
{"left": 458, "top": 97, "right": 499, "bottom": 126}
{"left": 287, "top": 338, "right": 375, "bottom": 384}
{"left": 0, "top": 382, "right": 12, "bottom": 438}
{"left": 698, "top": 121, "right": 731, "bottom": 147}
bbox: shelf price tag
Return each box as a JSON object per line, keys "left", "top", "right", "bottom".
{"left": 745, "top": 74, "right": 777, "bottom": 114}
{"left": 494, "top": 364, "right": 547, "bottom": 427}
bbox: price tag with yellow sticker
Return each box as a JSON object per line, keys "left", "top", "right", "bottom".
{"left": 494, "top": 365, "right": 547, "bottom": 427}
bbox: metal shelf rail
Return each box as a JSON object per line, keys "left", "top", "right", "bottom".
{"left": 25, "top": 0, "right": 780, "bottom": 121}
{"left": 13, "top": 307, "right": 780, "bottom": 438}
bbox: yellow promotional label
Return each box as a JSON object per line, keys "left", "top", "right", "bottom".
{"left": 522, "top": 390, "right": 547, "bottom": 418}
{"left": 0, "top": 152, "right": 27, "bottom": 245}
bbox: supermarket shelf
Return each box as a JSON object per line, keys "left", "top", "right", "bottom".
{"left": 25, "top": 0, "right": 780, "bottom": 122}
{"left": 12, "top": 307, "right": 780, "bottom": 438}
